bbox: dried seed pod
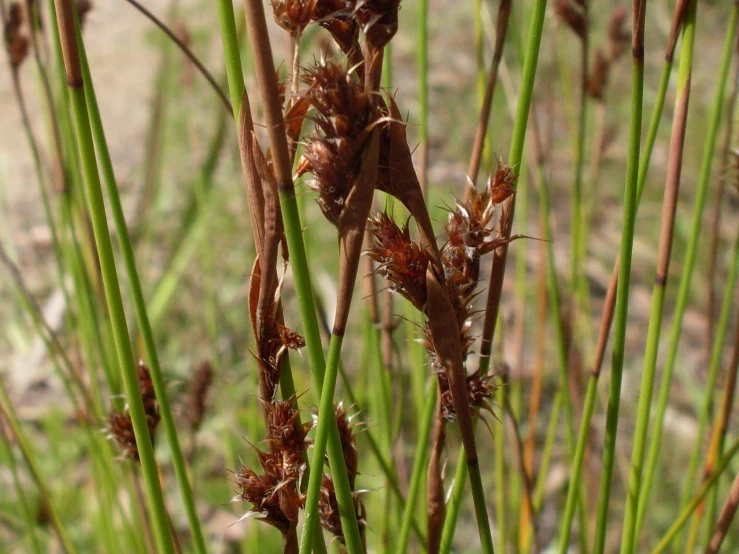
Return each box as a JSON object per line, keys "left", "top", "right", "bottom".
{"left": 553, "top": 0, "right": 588, "bottom": 42}
{"left": 186, "top": 360, "right": 214, "bottom": 432}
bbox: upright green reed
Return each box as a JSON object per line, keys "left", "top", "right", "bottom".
{"left": 440, "top": 0, "right": 548, "bottom": 548}
{"left": 637, "top": 3, "right": 739, "bottom": 535}
{"left": 51, "top": 1, "right": 175, "bottom": 551}
{"left": 591, "top": 2, "right": 647, "bottom": 552}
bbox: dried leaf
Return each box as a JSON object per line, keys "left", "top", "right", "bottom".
{"left": 333, "top": 130, "right": 380, "bottom": 335}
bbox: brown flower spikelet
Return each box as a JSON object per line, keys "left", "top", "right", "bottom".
{"left": 270, "top": 0, "right": 318, "bottom": 34}
{"left": 318, "top": 404, "right": 365, "bottom": 544}
{"left": 234, "top": 400, "right": 310, "bottom": 533}
{"left": 553, "top": 0, "right": 588, "bottom": 42}
{"left": 368, "top": 165, "right": 514, "bottom": 423}
{"left": 107, "top": 363, "right": 160, "bottom": 461}
{"left": 366, "top": 211, "right": 431, "bottom": 311}
{"left": 296, "top": 59, "right": 371, "bottom": 224}
{"left": 4, "top": 3, "right": 29, "bottom": 69}
{"left": 186, "top": 360, "right": 214, "bottom": 432}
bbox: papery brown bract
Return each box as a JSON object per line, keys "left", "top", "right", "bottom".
{"left": 354, "top": 0, "right": 401, "bottom": 50}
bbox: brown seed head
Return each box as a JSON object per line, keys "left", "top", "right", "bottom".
{"left": 297, "top": 59, "right": 372, "bottom": 224}
{"left": 607, "top": 6, "right": 630, "bottom": 61}
{"left": 553, "top": 0, "right": 588, "bottom": 42}
{"left": 186, "top": 360, "right": 214, "bottom": 432}
{"left": 366, "top": 211, "right": 431, "bottom": 311}
{"left": 270, "top": 0, "right": 318, "bottom": 34}
{"left": 586, "top": 48, "right": 609, "bottom": 100}
{"left": 438, "top": 370, "right": 496, "bottom": 422}
{"left": 319, "top": 475, "right": 366, "bottom": 545}
{"left": 4, "top": 3, "right": 28, "bottom": 69}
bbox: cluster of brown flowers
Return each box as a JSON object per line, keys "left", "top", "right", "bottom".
{"left": 3, "top": 2, "right": 29, "bottom": 70}
{"left": 106, "top": 363, "right": 161, "bottom": 461}
{"left": 318, "top": 404, "right": 365, "bottom": 545}
{"left": 185, "top": 360, "right": 214, "bottom": 433}
{"left": 270, "top": 0, "right": 399, "bottom": 51}
{"left": 233, "top": 400, "right": 311, "bottom": 533}
{"left": 587, "top": 7, "right": 630, "bottom": 100}
{"left": 296, "top": 59, "right": 373, "bottom": 224}
{"left": 369, "top": 164, "right": 516, "bottom": 421}
{"left": 553, "top": 0, "right": 588, "bottom": 43}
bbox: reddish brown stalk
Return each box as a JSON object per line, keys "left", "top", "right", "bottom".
{"left": 478, "top": 188, "right": 516, "bottom": 367}
{"left": 705, "top": 469, "right": 739, "bottom": 554}
{"left": 426, "top": 386, "right": 446, "bottom": 554}
{"left": 707, "top": 43, "right": 739, "bottom": 349}
{"left": 588, "top": 0, "right": 692, "bottom": 381}
{"left": 465, "top": 0, "right": 512, "bottom": 192}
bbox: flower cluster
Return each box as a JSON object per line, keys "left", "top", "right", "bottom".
{"left": 553, "top": 0, "right": 588, "bottom": 42}
{"left": 3, "top": 2, "right": 29, "bottom": 70}
{"left": 296, "top": 59, "right": 372, "bottom": 224}
{"left": 587, "top": 7, "right": 630, "bottom": 100}
{"left": 185, "top": 360, "right": 214, "bottom": 433}
{"left": 368, "top": 165, "right": 515, "bottom": 421}
{"left": 234, "top": 400, "right": 311, "bottom": 533}
{"left": 106, "top": 363, "right": 160, "bottom": 461}
{"left": 318, "top": 404, "right": 365, "bottom": 545}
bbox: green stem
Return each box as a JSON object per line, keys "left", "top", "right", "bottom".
{"left": 680, "top": 221, "right": 739, "bottom": 547}
{"left": 619, "top": 4, "right": 698, "bottom": 553}
{"left": 0, "top": 381, "right": 77, "bottom": 554}
{"left": 650, "top": 439, "right": 739, "bottom": 554}
{"left": 73, "top": 14, "right": 207, "bottom": 553}
{"left": 395, "top": 381, "right": 436, "bottom": 554}
{"left": 51, "top": 1, "right": 174, "bottom": 550}
{"left": 636, "top": 2, "right": 739, "bottom": 534}
{"left": 591, "top": 2, "right": 647, "bottom": 552}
